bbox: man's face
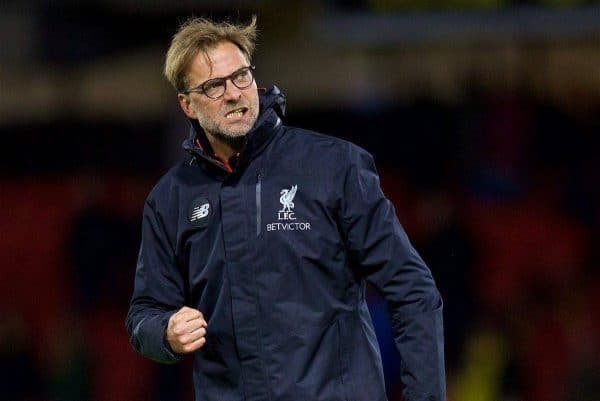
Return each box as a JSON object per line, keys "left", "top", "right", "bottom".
{"left": 178, "top": 41, "right": 259, "bottom": 144}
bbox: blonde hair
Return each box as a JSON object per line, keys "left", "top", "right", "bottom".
{"left": 164, "top": 16, "right": 258, "bottom": 93}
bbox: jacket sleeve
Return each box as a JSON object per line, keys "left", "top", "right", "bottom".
{"left": 125, "top": 200, "right": 186, "bottom": 364}
{"left": 339, "top": 145, "right": 446, "bottom": 401}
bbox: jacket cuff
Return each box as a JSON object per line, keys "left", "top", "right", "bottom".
{"left": 394, "top": 305, "right": 446, "bottom": 401}
{"left": 137, "top": 311, "right": 185, "bottom": 364}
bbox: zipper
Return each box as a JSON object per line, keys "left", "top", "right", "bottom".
{"left": 255, "top": 172, "right": 262, "bottom": 236}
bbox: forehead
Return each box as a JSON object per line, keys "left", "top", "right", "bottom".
{"left": 187, "top": 41, "right": 249, "bottom": 84}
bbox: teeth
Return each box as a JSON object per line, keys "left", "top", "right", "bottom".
{"left": 226, "top": 110, "right": 244, "bottom": 119}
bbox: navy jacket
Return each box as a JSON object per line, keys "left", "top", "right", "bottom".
{"left": 126, "top": 87, "right": 445, "bottom": 401}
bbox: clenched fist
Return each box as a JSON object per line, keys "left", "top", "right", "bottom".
{"left": 166, "top": 306, "right": 207, "bottom": 354}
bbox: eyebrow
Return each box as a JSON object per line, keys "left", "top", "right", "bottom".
{"left": 208, "top": 66, "right": 248, "bottom": 80}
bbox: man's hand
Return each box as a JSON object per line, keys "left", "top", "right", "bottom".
{"left": 166, "top": 306, "right": 207, "bottom": 354}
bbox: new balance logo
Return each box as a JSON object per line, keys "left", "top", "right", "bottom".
{"left": 191, "top": 203, "right": 210, "bottom": 222}
{"left": 188, "top": 196, "right": 211, "bottom": 227}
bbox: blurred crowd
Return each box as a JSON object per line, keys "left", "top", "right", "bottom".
{"left": 2, "top": 85, "right": 598, "bottom": 400}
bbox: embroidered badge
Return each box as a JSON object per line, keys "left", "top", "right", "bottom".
{"left": 188, "top": 196, "right": 211, "bottom": 227}
{"left": 278, "top": 184, "right": 297, "bottom": 220}
{"left": 266, "top": 185, "right": 311, "bottom": 232}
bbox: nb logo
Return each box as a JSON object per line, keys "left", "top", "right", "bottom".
{"left": 189, "top": 197, "right": 211, "bottom": 227}
{"left": 191, "top": 203, "right": 210, "bottom": 222}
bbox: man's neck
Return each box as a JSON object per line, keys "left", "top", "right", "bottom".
{"left": 205, "top": 132, "right": 243, "bottom": 162}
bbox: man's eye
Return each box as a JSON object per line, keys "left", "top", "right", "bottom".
{"left": 233, "top": 70, "right": 251, "bottom": 84}
{"left": 204, "top": 80, "right": 223, "bottom": 91}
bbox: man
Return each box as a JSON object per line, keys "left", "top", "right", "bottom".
{"left": 126, "top": 16, "right": 446, "bottom": 401}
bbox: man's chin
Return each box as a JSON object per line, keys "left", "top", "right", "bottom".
{"left": 213, "top": 131, "right": 247, "bottom": 150}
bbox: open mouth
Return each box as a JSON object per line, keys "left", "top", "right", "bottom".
{"left": 225, "top": 107, "right": 248, "bottom": 119}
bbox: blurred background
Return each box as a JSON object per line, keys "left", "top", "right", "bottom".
{"left": 1, "top": 1, "right": 599, "bottom": 400}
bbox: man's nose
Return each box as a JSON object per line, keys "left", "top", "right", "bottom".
{"left": 222, "top": 79, "right": 242, "bottom": 102}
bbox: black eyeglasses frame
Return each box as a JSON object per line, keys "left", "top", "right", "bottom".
{"left": 180, "top": 65, "right": 256, "bottom": 99}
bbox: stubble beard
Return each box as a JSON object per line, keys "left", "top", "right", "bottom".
{"left": 207, "top": 127, "right": 247, "bottom": 151}
{"left": 196, "top": 103, "right": 259, "bottom": 151}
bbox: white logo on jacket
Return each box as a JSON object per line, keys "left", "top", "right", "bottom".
{"left": 191, "top": 203, "right": 210, "bottom": 222}
{"left": 278, "top": 185, "right": 297, "bottom": 220}
{"left": 267, "top": 185, "right": 311, "bottom": 232}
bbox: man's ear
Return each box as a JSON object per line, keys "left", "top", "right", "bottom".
{"left": 178, "top": 94, "right": 197, "bottom": 119}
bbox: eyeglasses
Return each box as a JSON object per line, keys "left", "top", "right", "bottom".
{"left": 181, "top": 65, "right": 256, "bottom": 99}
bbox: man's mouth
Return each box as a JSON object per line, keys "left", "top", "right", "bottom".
{"left": 225, "top": 107, "right": 248, "bottom": 119}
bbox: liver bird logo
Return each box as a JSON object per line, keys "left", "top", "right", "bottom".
{"left": 279, "top": 185, "right": 297, "bottom": 212}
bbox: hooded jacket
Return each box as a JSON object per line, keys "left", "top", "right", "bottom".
{"left": 126, "top": 86, "right": 445, "bottom": 401}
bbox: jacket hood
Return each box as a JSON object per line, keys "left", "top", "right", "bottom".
{"left": 182, "top": 85, "right": 286, "bottom": 172}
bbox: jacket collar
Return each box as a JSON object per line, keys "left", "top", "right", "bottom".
{"left": 183, "top": 85, "right": 286, "bottom": 174}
